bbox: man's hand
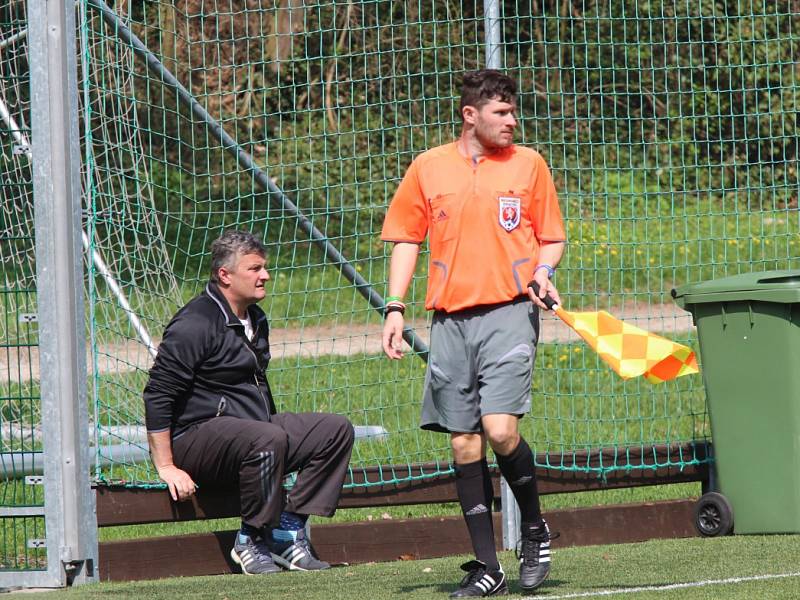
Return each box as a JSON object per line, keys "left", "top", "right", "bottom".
{"left": 382, "top": 312, "right": 405, "bottom": 359}
{"left": 527, "top": 270, "right": 562, "bottom": 310}
{"left": 157, "top": 464, "right": 197, "bottom": 502}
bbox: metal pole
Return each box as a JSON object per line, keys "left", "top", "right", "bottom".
{"left": 29, "top": 0, "right": 98, "bottom": 586}
{"left": 0, "top": 26, "right": 28, "bottom": 51}
{"left": 483, "top": 0, "right": 519, "bottom": 550}
{"left": 500, "top": 477, "right": 521, "bottom": 550}
{"left": 484, "top": 0, "right": 502, "bottom": 70}
{"left": 86, "top": 0, "right": 429, "bottom": 361}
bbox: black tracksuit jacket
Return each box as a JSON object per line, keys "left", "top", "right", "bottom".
{"left": 143, "top": 281, "right": 276, "bottom": 438}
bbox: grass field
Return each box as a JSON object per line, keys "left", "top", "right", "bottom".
{"left": 18, "top": 533, "right": 800, "bottom": 599}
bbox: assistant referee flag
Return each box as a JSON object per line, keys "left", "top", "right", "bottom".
{"left": 530, "top": 282, "right": 699, "bottom": 383}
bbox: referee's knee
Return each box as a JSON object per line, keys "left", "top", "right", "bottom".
{"left": 487, "top": 429, "right": 520, "bottom": 456}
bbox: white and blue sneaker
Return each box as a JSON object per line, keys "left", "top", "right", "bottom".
{"left": 268, "top": 529, "right": 330, "bottom": 571}
{"left": 230, "top": 534, "right": 281, "bottom": 575}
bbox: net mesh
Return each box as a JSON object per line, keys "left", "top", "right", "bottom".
{"left": 0, "top": 0, "right": 47, "bottom": 571}
{"left": 4, "top": 2, "right": 800, "bottom": 496}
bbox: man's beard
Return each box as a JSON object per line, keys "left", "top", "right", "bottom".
{"left": 475, "top": 123, "right": 513, "bottom": 150}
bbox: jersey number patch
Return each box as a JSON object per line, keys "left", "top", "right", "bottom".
{"left": 498, "top": 196, "right": 521, "bottom": 232}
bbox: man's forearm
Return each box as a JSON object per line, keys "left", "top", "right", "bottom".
{"left": 147, "top": 430, "right": 176, "bottom": 472}
{"left": 388, "top": 242, "right": 421, "bottom": 298}
{"left": 536, "top": 241, "right": 565, "bottom": 271}
{"left": 147, "top": 429, "right": 197, "bottom": 501}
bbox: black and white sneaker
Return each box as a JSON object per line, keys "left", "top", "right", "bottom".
{"left": 268, "top": 529, "right": 330, "bottom": 571}
{"left": 517, "top": 520, "right": 559, "bottom": 591}
{"left": 449, "top": 560, "right": 508, "bottom": 597}
{"left": 230, "top": 534, "right": 282, "bottom": 575}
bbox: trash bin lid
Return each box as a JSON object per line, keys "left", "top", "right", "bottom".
{"left": 672, "top": 269, "right": 800, "bottom": 307}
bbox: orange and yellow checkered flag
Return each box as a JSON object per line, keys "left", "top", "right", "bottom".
{"left": 530, "top": 282, "right": 699, "bottom": 383}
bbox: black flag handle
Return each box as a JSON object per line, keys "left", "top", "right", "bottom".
{"left": 527, "top": 280, "right": 558, "bottom": 311}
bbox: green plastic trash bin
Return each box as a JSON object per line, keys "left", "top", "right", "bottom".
{"left": 672, "top": 270, "right": 800, "bottom": 535}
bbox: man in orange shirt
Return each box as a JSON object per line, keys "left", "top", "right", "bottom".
{"left": 381, "top": 70, "right": 566, "bottom": 597}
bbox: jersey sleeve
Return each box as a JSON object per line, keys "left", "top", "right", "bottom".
{"left": 530, "top": 152, "right": 567, "bottom": 242}
{"left": 381, "top": 159, "right": 429, "bottom": 243}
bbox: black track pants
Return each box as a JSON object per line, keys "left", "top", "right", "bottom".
{"left": 172, "top": 413, "right": 354, "bottom": 529}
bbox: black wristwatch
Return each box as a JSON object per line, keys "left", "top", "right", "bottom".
{"left": 384, "top": 304, "right": 405, "bottom": 318}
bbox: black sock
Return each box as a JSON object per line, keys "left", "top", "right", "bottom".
{"left": 240, "top": 521, "right": 261, "bottom": 539}
{"left": 495, "top": 437, "right": 543, "bottom": 525}
{"left": 455, "top": 459, "right": 499, "bottom": 570}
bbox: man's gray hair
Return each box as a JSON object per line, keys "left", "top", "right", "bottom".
{"left": 209, "top": 230, "right": 267, "bottom": 282}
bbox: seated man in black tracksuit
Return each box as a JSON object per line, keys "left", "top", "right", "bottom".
{"left": 143, "top": 229, "right": 354, "bottom": 575}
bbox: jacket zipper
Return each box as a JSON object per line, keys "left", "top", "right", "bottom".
{"left": 216, "top": 396, "right": 227, "bottom": 417}
{"left": 244, "top": 321, "right": 271, "bottom": 416}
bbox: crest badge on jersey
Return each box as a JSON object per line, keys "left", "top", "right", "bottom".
{"left": 498, "top": 196, "right": 521, "bottom": 232}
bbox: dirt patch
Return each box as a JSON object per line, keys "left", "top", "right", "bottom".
{"left": 0, "top": 303, "right": 693, "bottom": 384}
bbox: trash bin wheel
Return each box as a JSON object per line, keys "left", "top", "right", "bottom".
{"left": 694, "top": 492, "right": 734, "bottom": 537}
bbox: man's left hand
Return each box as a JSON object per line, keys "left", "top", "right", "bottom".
{"left": 527, "top": 271, "right": 561, "bottom": 310}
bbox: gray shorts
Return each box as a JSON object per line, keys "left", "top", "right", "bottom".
{"left": 420, "top": 297, "right": 540, "bottom": 433}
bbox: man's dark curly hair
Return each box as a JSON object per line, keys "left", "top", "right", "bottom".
{"left": 459, "top": 70, "right": 517, "bottom": 121}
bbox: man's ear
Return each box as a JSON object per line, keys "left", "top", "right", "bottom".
{"left": 217, "top": 267, "right": 231, "bottom": 286}
{"left": 462, "top": 104, "right": 478, "bottom": 125}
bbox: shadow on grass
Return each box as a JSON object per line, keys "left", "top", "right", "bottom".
{"left": 397, "top": 578, "right": 569, "bottom": 596}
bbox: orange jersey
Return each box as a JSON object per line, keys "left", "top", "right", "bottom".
{"left": 381, "top": 142, "right": 566, "bottom": 312}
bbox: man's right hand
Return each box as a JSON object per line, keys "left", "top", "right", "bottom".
{"left": 157, "top": 464, "right": 197, "bottom": 502}
{"left": 382, "top": 312, "right": 405, "bottom": 359}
